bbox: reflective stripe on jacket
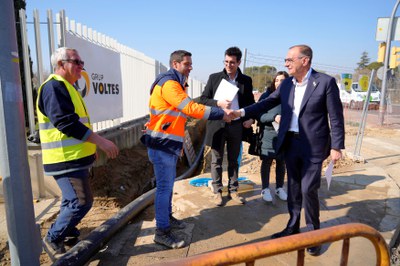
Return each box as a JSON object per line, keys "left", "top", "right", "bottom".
{"left": 36, "top": 74, "right": 96, "bottom": 165}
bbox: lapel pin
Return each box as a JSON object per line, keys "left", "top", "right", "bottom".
{"left": 313, "top": 81, "right": 316, "bottom": 87}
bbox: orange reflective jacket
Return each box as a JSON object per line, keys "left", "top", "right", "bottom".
{"left": 141, "top": 69, "right": 223, "bottom": 156}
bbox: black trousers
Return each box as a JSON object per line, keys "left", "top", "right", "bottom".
{"left": 210, "top": 120, "right": 243, "bottom": 193}
{"left": 284, "top": 135, "right": 322, "bottom": 231}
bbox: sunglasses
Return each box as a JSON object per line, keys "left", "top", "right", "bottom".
{"left": 62, "top": 59, "right": 85, "bottom": 67}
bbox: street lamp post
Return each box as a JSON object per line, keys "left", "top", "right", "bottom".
{"left": 0, "top": 1, "right": 41, "bottom": 265}
{"left": 379, "top": 0, "right": 400, "bottom": 125}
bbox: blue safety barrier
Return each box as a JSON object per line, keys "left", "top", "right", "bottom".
{"left": 189, "top": 177, "right": 248, "bottom": 187}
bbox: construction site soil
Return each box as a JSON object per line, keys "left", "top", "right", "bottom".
{"left": 0, "top": 120, "right": 399, "bottom": 265}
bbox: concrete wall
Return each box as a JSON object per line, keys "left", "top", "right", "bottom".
{"left": 28, "top": 116, "right": 148, "bottom": 199}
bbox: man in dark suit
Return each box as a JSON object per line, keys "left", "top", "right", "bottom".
{"left": 232, "top": 44, "right": 344, "bottom": 256}
{"left": 197, "top": 47, "right": 255, "bottom": 206}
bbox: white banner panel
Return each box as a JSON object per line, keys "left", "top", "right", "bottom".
{"left": 65, "top": 32, "right": 123, "bottom": 123}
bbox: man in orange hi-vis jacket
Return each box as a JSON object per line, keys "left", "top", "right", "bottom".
{"left": 141, "top": 50, "right": 231, "bottom": 249}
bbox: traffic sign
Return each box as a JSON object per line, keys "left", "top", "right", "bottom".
{"left": 341, "top": 73, "right": 352, "bottom": 92}
{"left": 377, "top": 66, "right": 384, "bottom": 80}
{"left": 376, "top": 17, "right": 400, "bottom": 41}
{"left": 359, "top": 75, "right": 369, "bottom": 92}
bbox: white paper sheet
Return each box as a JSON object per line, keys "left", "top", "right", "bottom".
{"left": 213, "top": 79, "right": 239, "bottom": 101}
{"left": 272, "top": 121, "right": 279, "bottom": 132}
{"left": 325, "top": 160, "right": 334, "bottom": 190}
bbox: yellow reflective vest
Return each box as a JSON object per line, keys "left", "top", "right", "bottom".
{"left": 36, "top": 74, "right": 96, "bottom": 165}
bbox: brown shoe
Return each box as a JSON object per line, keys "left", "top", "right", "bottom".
{"left": 229, "top": 192, "right": 245, "bottom": 204}
{"left": 214, "top": 192, "right": 223, "bottom": 206}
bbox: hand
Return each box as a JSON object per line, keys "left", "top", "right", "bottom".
{"left": 223, "top": 109, "right": 232, "bottom": 123}
{"left": 88, "top": 132, "right": 119, "bottom": 159}
{"left": 330, "top": 149, "right": 342, "bottom": 162}
{"left": 231, "top": 110, "right": 241, "bottom": 119}
{"left": 242, "top": 119, "right": 254, "bottom": 128}
{"left": 275, "top": 115, "right": 281, "bottom": 124}
{"left": 217, "top": 99, "right": 232, "bottom": 109}
{"left": 142, "top": 121, "right": 149, "bottom": 134}
{"left": 97, "top": 137, "right": 119, "bottom": 159}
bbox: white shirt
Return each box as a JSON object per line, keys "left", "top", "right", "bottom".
{"left": 227, "top": 72, "right": 239, "bottom": 111}
{"left": 289, "top": 68, "right": 312, "bottom": 132}
{"left": 227, "top": 72, "right": 240, "bottom": 121}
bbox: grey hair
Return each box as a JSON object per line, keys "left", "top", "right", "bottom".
{"left": 290, "top": 44, "right": 313, "bottom": 64}
{"left": 50, "top": 47, "right": 77, "bottom": 70}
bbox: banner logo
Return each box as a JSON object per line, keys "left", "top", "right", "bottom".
{"left": 74, "top": 71, "right": 91, "bottom": 98}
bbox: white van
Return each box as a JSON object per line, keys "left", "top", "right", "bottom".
{"left": 338, "top": 82, "right": 381, "bottom": 109}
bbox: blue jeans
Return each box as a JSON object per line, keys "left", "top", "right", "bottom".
{"left": 148, "top": 148, "right": 178, "bottom": 231}
{"left": 47, "top": 169, "right": 93, "bottom": 242}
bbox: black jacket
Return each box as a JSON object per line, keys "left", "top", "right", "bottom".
{"left": 197, "top": 68, "right": 255, "bottom": 146}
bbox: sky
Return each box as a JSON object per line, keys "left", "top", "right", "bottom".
{"left": 25, "top": 0, "right": 398, "bottom": 83}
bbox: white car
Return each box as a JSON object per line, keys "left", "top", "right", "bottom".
{"left": 338, "top": 82, "right": 381, "bottom": 109}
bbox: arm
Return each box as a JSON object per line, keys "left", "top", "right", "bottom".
{"left": 39, "top": 81, "right": 90, "bottom": 140}
{"left": 87, "top": 132, "right": 119, "bottom": 159}
{"left": 326, "top": 78, "right": 345, "bottom": 161}
{"left": 198, "top": 75, "right": 231, "bottom": 109}
{"left": 259, "top": 105, "right": 281, "bottom": 124}
{"left": 162, "top": 80, "right": 228, "bottom": 121}
{"left": 40, "top": 81, "right": 119, "bottom": 159}
{"left": 243, "top": 89, "right": 281, "bottom": 119}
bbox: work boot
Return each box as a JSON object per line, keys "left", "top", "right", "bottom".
{"left": 154, "top": 229, "right": 185, "bottom": 249}
{"left": 229, "top": 192, "right": 245, "bottom": 204}
{"left": 170, "top": 215, "right": 186, "bottom": 229}
{"left": 42, "top": 236, "right": 66, "bottom": 262}
{"left": 214, "top": 192, "right": 223, "bottom": 206}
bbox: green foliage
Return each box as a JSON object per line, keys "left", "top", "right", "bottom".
{"left": 367, "top": 62, "right": 383, "bottom": 71}
{"left": 244, "top": 65, "right": 277, "bottom": 92}
{"left": 357, "top": 51, "right": 370, "bottom": 70}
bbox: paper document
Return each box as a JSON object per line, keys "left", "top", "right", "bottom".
{"left": 272, "top": 121, "right": 279, "bottom": 132}
{"left": 213, "top": 79, "right": 239, "bottom": 101}
{"left": 325, "top": 160, "right": 334, "bottom": 190}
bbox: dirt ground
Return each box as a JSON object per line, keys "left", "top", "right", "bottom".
{"left": 0, "top": 121, "right": 399, "bottom": 265}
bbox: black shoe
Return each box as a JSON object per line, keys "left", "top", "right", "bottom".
{"left": 271, "top": 227, "right": 300, "bottom": 239}
{"left": 64, "top": 227, "right": 80, "bottom": 246}
{"left": 42, "top": 237, "right": 66, "bottom": 261}
{"left": 307, "top": 246, "right": 322, "bottom": 256}
{"left": 170, "top": 216, "right": 186, "bottom": 230}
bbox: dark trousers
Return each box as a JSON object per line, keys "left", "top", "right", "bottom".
{"left": 260, "top": 157, "right": 285, "bottom": 189}
{"left": 47, "top": 169, "right": 93, "bottom": 242}
{"left": 284, "top": 136, "right": 321, "bottom": 231}
{"left": 210, "top": 120, "right": 243, "bottom": 193}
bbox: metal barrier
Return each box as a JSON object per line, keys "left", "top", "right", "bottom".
{"left": 159, "top": 223, "right": 390, "bottom": 266}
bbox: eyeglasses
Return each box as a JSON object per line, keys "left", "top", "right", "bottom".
{"left": 284, "top": 56, "right": 306, "bottom": 64}
{"left": 62, "top": 59, "right": 85, "bottom": 67}
{"left": 223, "top": 60, "right": 238, "bottom": 65}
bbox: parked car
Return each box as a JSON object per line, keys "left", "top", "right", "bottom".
{"left": 338, "top": 82, "right": 381, "bottom": 109}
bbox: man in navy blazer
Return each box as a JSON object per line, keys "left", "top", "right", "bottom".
{"left": 233, "top": 44, "right": 345, "bottom": 256}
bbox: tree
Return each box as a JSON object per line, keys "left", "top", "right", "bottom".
{"left": 357, "top": 51, "right": 370, "bottom": 70}
{"left": 244, "top": 65, "right": 277, "bottom": 92}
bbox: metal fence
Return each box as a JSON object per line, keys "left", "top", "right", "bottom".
{"left": 20, "top": 9, "right": 205, "bottom": 133}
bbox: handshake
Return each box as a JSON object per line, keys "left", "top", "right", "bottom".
{"left": 222, "top": 109, "right": 241, "bottom": 123}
